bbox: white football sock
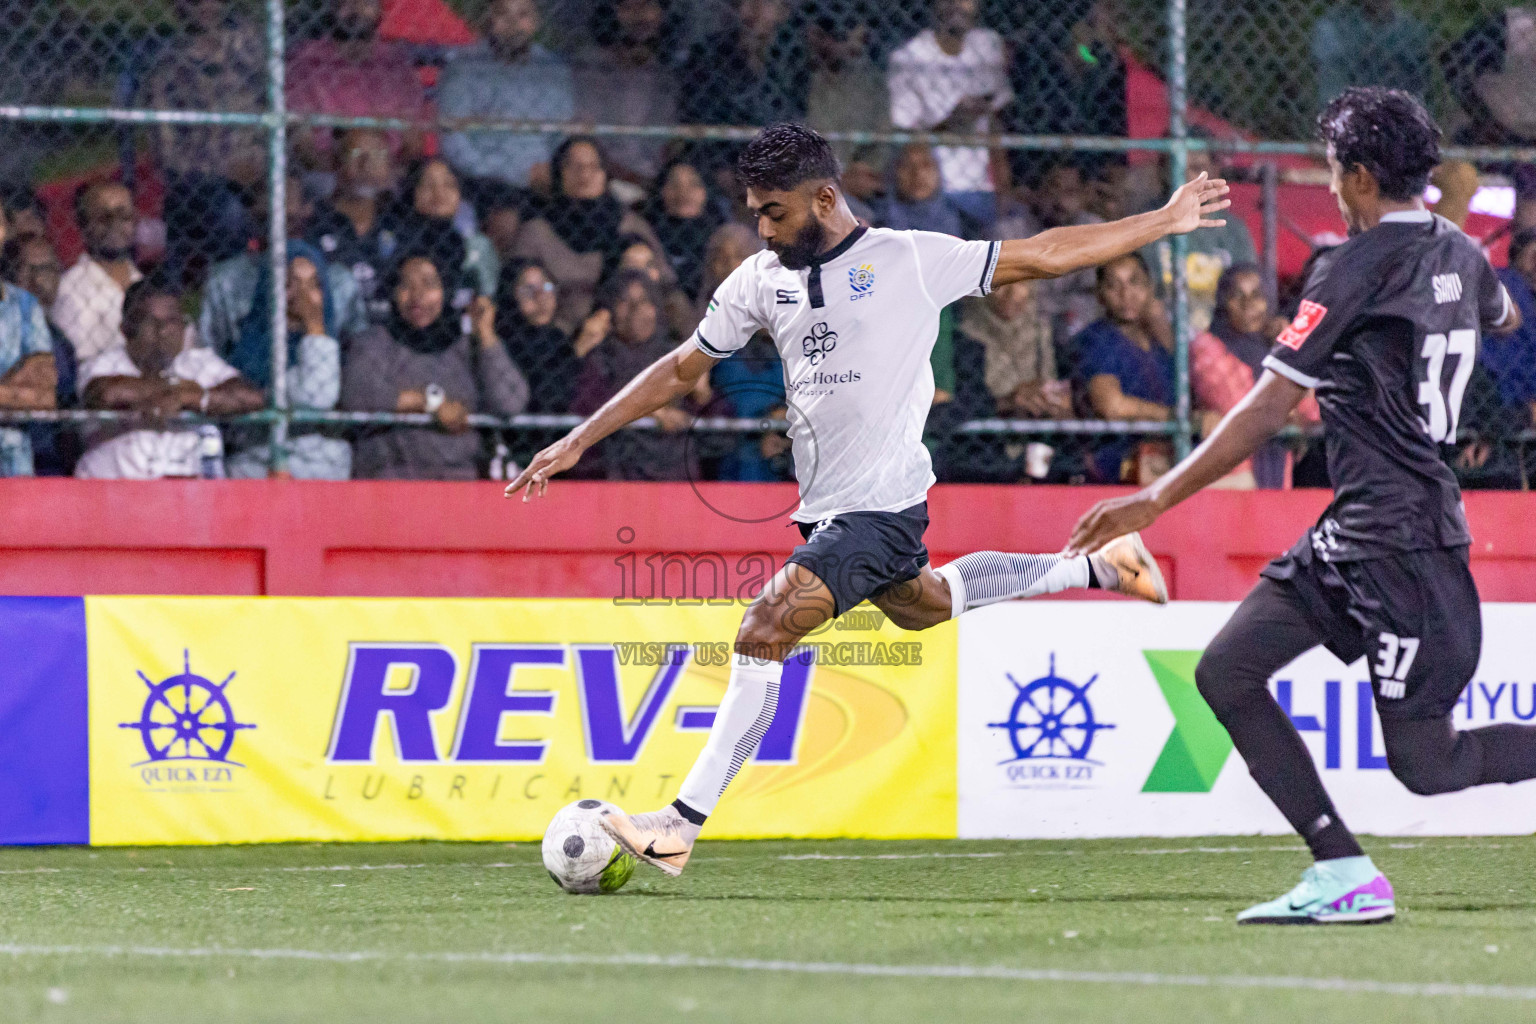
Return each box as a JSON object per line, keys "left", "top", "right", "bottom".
{"left": 676, "top": 652, "right": 783, "bottom": 817}
{"left": 934, "top": 552, "right": 1092, "bottom": 620}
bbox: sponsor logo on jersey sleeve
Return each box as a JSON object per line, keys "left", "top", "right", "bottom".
{"left": 1276, "top": 299, "right": 1327, "bottom": 350}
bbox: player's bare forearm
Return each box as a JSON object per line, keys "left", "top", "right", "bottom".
{"left": 506, "top": 339, "right": 717, "bottom": 501}
{"left": 1065, "top": 371, "right": 1305, "bottom": 555}
{"left": 991, "top": 173, "right": 1231, "bottom": 285}
{"left": 993, "top": 208, "right": 1171, "bottom": 284}
{"left": 568, "top": 344, "right": 711, "bottom": 451}
{"left": 1145, "top": 372, "right": 1305, "bottom": 511}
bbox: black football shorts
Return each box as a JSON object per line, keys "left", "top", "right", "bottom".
{"left": 1261, "top": 536, "right": 1482, "bottom": 720}
{"left": 786, "top": 501, "right": 930, "bottom": 618}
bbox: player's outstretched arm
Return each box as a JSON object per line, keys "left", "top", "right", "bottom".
{"left": 1064, "top": 370, "right": 1306, "bottom": 555}
{"left": 505, "top": 339, "right": 718, "bottom": 501}
{"left": 991, "top": 173, "right": 1231, "bottom": 286}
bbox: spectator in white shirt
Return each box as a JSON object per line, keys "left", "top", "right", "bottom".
{"left": 888, "top": 0, "right": 1011, "bottom": 231}
{"left": 53, "top": 182, "right": 144, "bottom": 365}
{"left": 75, "top": 277, "right": 264, "bottom": 479}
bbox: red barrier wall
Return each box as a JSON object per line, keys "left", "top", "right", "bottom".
{"left": 2, "top": 480, "right": 1535, "bottom": 601}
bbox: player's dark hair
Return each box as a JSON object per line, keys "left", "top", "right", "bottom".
{"left": 1316, "top": 87, "right": 1441, "bottom": 202}
{"left": 1094, "top": 250, "right": 1150, "bottom": 287}
{"left": 737, "top": 123, "right": 841, "bottom": 193}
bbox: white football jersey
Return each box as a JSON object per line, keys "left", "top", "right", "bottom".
{"left": 694, "top": 226, "right": 999, "bottom": 522}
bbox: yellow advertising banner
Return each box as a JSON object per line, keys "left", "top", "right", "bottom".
{"left": 86, "top": 597, "right": 957, "bottom": 844}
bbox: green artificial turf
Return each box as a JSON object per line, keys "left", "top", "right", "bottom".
{"left": 1, "top": 836, "right": 1534, "bottom": 1023}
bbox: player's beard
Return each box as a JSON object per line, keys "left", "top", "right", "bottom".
{"left": 770, "top": 218, "right": 828, "bottom": 271}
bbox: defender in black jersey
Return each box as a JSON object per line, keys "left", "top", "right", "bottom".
{"left": 1068, "top": 87, "right": 1536, "bottom": 925}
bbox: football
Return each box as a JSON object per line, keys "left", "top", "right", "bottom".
{"left": 541, "top": 799, "right": 638, "bottom": 894}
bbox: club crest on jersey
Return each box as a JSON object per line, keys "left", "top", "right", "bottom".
{"left": 1277, "top": 300, "right": 1327, "bottom": 350}
{"left": 849, "top": 264, "right": 875, "bottom": 301}
{"left": 802, "top": 322, "right": 837, "bottom": 365}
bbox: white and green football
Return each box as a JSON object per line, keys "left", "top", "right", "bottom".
{"left": 541, "top": 799, "right": 637, "bottom": 894}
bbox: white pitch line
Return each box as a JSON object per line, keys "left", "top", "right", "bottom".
{"left": 0, "top": 840, "right": 1515, "bottom": 876}
{"left": 1, "top": 944, "right": 1533, "bottom": 1002}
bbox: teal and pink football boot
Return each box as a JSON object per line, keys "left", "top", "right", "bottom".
{"left": 1236, "top": 856, "right": 1396, "bottom": 925}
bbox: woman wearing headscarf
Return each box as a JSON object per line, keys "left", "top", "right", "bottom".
{"left": 341, "top": 248, "right": 529, "bottom": 479}
{"left": 495, "top": 257, "right": 609, "bottom": 414}
{"left": 510, "top": 136, "right": 666, "bottom": 334}
{"left": 641, "top": 159, "right": 722, "bottom": 302}
{"left": 1190, "top": 262, "right": 1319, "bottom": 488}
{"left": 606, "top": 232, "right": 694, "bottom": 340}
{"left": 226, "top": 241, "right": 352, "bottom": 479}
{"left": 571, "top": 269, "right": 703, "bottom": 480}
{"left": 390, "top": 156, "right": 499, "bottom": 299}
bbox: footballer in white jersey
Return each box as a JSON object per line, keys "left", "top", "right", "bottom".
{"left": 508, "top": 123, "right": 1229, "bottom": 877}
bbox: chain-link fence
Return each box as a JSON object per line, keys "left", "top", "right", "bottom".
{"left": 1, "top": 0, "right": 1535, "bottom": 487}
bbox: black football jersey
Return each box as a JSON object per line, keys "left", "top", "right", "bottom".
{"left": 1263, "top": 211, "right": 1510, "bottom": 561}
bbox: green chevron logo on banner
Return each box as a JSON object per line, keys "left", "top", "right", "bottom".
{"left": 1141, "top": 650, "right": 1234, "bottom": 793}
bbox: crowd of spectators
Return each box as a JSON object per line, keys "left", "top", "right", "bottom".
{"left": 0, "top": 0, "right": 1532, "bottom": 487}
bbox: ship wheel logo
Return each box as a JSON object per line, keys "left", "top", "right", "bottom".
{"left": 119, "top": 650, "right": 256, "bottom": 765}
{"left": 988, "top": 654, "right": 1114, "bottom": 763}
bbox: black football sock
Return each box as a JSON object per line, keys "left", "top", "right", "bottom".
{"left": 1219, "top": 688, "right": 1365, "bottom": 861}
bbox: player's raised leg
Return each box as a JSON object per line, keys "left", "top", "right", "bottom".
{"left": 599, "top": 561, "right": 836, "bottom": 877}
{"left": 872, "top": 532, "right": 1165, "bottom": 630}
{"left": 925, "top": 532, "right": 1166, "bottom": 617}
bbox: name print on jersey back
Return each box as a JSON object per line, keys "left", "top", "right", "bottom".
{"left": 1431, "top": 272, "right": 1463, "bottom": 304}
{"left": 1260, "top": 211, "right": 1509, "bottom": 559}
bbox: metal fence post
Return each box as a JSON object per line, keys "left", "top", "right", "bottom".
{"left": 1260, "top": 160, "right": 1280, "bottom": 308}
{"left": 266, "top": 0, "right": 289, "bottom": 475}
{"left": 1167, "top": 0, "right": 1192, "bottom": 460}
